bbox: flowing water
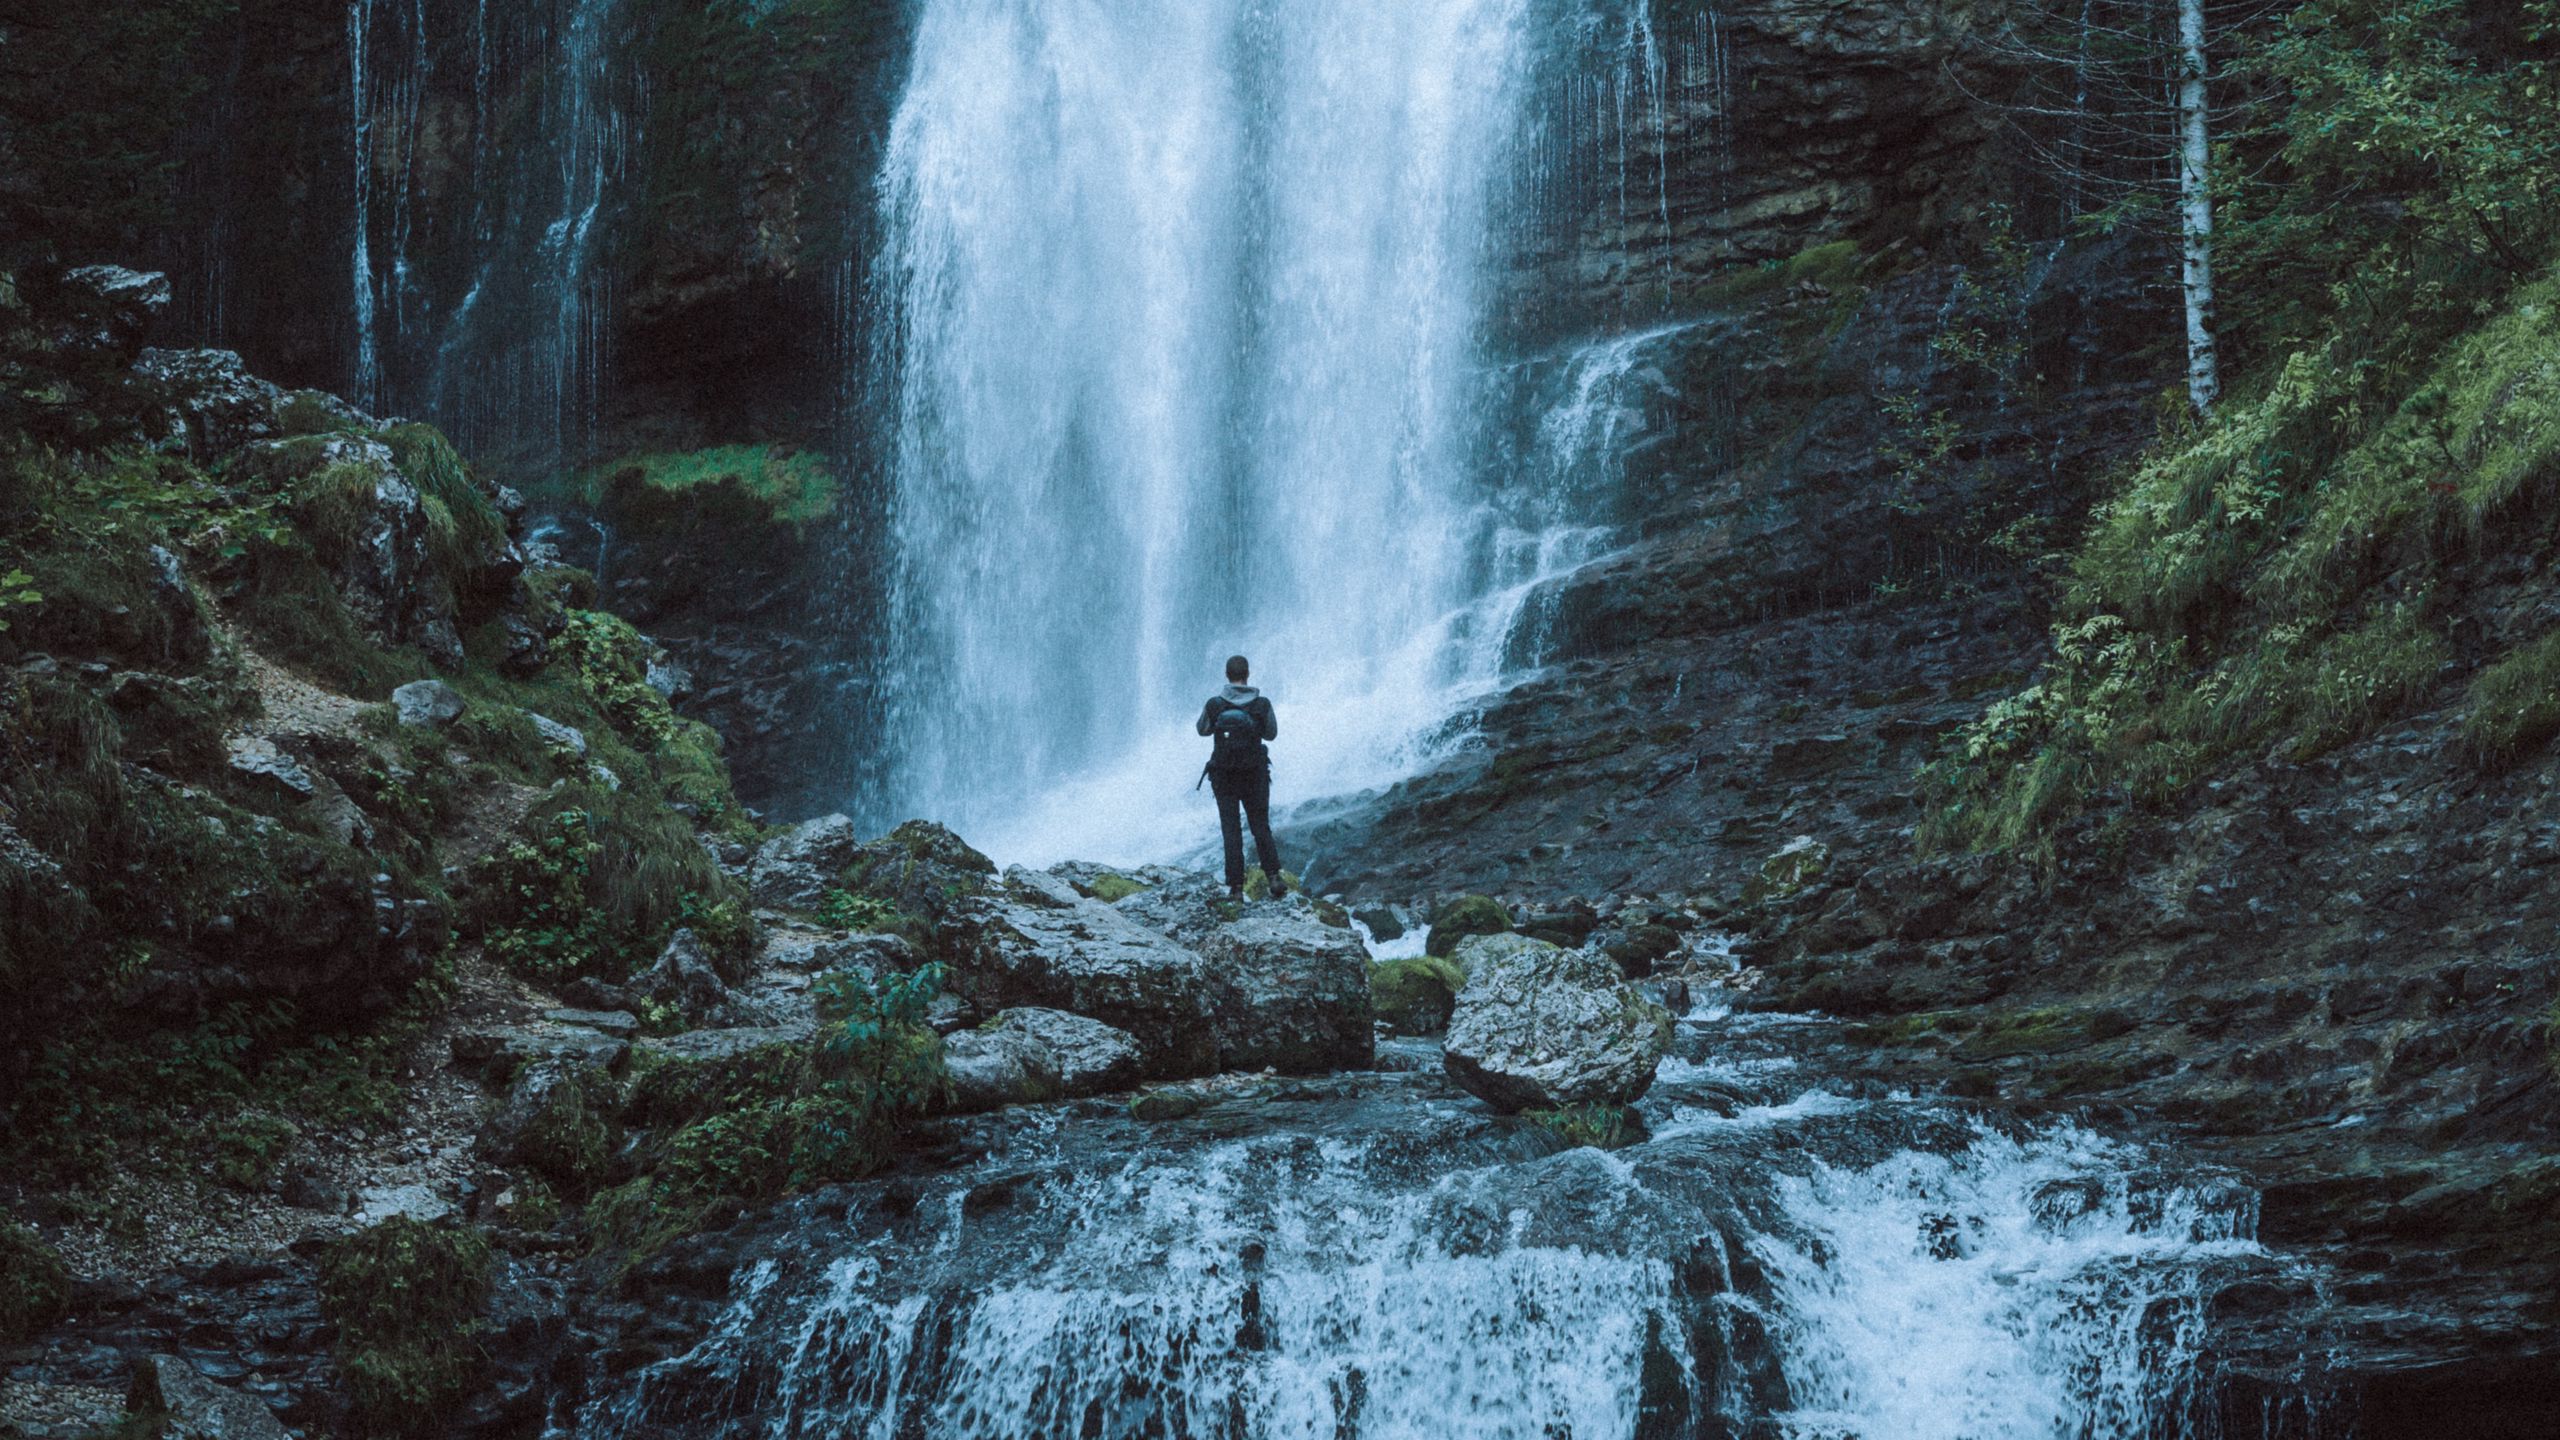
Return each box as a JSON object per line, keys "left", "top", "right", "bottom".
{"left": 574, "top": 997, "right": 2323, "bottom": 1439}
{"left": 342, "top": 0, "right": 626, "bottom": 470}
{"left": 864, "top": 0, "right": 1717, "bottom": 865}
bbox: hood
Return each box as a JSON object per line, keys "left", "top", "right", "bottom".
{"left": 1218, "top": 684, "right": 1262, "bottom": 706}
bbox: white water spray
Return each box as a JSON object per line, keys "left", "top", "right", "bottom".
{"left": 871, "top": 0, "right": 1697, "bottom": 866}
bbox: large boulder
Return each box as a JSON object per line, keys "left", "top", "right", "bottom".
{"left": 1441, "top": 934, "right": 1674, "bottom": 1113}
{"left": 231, "top": 432, "right": 467, "bottom": 666}
{"left": 942, "top": 878, "right": 1218, "bottom": 1079}
{"left": 1118, "top": 875, "right": 1373, "bottom": 1072}
{"left": 941, "top": 1007, "right": 1145, "bottom": 1111}
{"left": 837, "top": 819, "right": 999, "bottom": 931}
{"left": 746, "top": 813, "right": 866, "bottom": 911}
{"left": 136, "top": 347, "right": 287, "bottom": 461}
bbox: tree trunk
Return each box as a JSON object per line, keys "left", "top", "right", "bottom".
{"left": 2175, "top": 0, "right": 2220, "bottom": 415}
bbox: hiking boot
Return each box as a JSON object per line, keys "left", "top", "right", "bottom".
{"left": 1268, "top": 874, "right": 1289, "bottom": 899}
{"left": 1227, "top": 885, "right": 1246, "bottom": 904}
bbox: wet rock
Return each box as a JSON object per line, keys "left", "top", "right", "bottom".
{"left": 62, "top": 266, "right": 171, "bottom": 358}
{"left": 1354, "top": 905, "right": 1407, "bottom": 941}
{"left": 637, "top": 1024, "right": 816, "bottom": 1062}
{"left": 758, "top": 927, "right": 916, "bottom": 975}
{"left": 835, "top": 819, "right": 999, "bottom": 927}
{"left": 223, "top": 736, "right": 316, "bottom": 802}
{"left": 353, "top": 1184, "right": 457, "bottom": 1226}
{"left": 1115, "top": 877, "right": 1375, "bottom": 1071}
{"left": 449, "top": 1025, "right": 628, "bottom": 1085}
{"left": 1425, "top": 894, "right": 1512, "bottom": 958}
{"left": 476, "top": 1061, "right": 620, "bottom": 1193}
{"left": 1442, "top": 934, "right": 1674, "bottom": 1113}
{"left": 1602, "top": 923, "right": 1682, "bottom": 979}
{"left": 942, "top": 887, "right": 1218, "bottom": 1079}
{"left": 127, "top": 1353, "right": 291, "bottom": 1440}
{"left": 640, "top": 929, "right": 729, "bottom": 1018}
{"left": 528, "top": 712, "right": 588, "bottom": 756}
{"left": 942, "top": 1008, "right": 1145, "bottom": 1112}
{"left": 137, "top": 348, "right": 285, "bottom": 460}
{"left": 747, "top": 813, "right": 865, "bottom": 911}
{"left": 542, "top": 1007, "right": 640, "bottom": 1038}
{"left": 1744, "top": 836, "right": 1831, "bottom": 904}
{"left": 392, "top": 678, "right": 466, "bottom": 728}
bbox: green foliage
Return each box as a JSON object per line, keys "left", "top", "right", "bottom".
{"left": 561, "top": 444, "right": 837, "bottom": 529}
{"left": 478, "top": 809, "right": 609, "bottom": 982}
{"left": 2462, "top": 628, "right": 2560, "bottom": 763}
{"left": 318, "top": 1218, "right": 493, "bottom": 1439}
{"left": 1524, "top": 1102, "right": 1640, "bottom": 1150}
{"left": 208, "top": 1112, "right": 299, "bottom": 1190}
{"left": 0, "top": 1219, "right": 70, "bottom": 1343}
{"left": 816, "top": 887, "right": 900, "bottom": 931}
{"left": 593, "top": 963, "right": 947, "bottom": 1273}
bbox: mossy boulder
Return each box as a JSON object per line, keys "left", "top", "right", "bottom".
{"left": 317, "top": 1217, "right": 493, "bottom": 1438}
{"left": 1425, "top": 894, "right": 1512, "bottom": 959}
{"left": 1742, "top": 836, "right": 1830, "bottom": 904}
{"left": 1371, "top": 955, "right": 1464, "bottom": 1036}
{"left": 476, "top": 1061, "right": 623, "bottom": 1197}
{"left": 0, "top": 1219, "right": 70, "bottom": 1342}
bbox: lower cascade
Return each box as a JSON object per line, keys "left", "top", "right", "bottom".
{"left": 576, "top": 1006, "right": 2323, "bottom": 1440}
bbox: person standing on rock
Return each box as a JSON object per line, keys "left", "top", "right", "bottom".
{"left": 1197, "top": 654, "right": 1284, "bottom": 902}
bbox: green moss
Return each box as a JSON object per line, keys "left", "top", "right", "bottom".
{"left": 1523, "top": 1102, "right": 1642, "bottom": 1150}
{"left": 0, "top": 1219, "right": 70, "bottom": 1342}
{"left": 554, "top": 445, "right": 836, "bottom": 529}
{"left": 1371, "top": 956, "right": 1464, "bottom": 1035}
{"left": 2463, "top": 628, "right": 2560, "bottom": 765}
{"left": 318, "top": 1218, "right": 492, "bottom": 1439}
{"left": 1081, "top": 870, "right": 1148, "bottom": 904}
{"left": 1949, "top": 1008, "right": 2136, "bottom": 1063}
{"left": 1698, "top": 239, "right": 1869, "bottom": 310}
{"left": 1425, "top": 895, "right": 1511, "bottom": 958}
{"left": 1241, "top": 866, "right": 1300, "bottom": 901}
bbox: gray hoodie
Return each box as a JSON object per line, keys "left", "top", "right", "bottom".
{"left": 1197, "top": 684, "right": 1278, "bottom": 748}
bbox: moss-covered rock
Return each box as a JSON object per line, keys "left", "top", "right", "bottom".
{"left": 1424, "top": 894, "right": 1511, "bottom": 959}
{"left": 1371, "top": 955, "right": 1464, "bottom": 1036}
{"left": 318, "top": 1218, "right": 493, "bottom": 1438}
{"left": 0, "top": 1219, "right": 70, "bottom": 1343}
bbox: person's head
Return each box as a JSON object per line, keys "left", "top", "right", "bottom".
{"left": 1225, "top": 654, "right": 1250, "bottom": 684}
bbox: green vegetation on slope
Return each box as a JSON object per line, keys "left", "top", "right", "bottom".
{"left": 1923, "top": 0, "right": 2560, "bottom": 859}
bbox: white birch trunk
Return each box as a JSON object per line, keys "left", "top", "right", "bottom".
{"left": 2175, "top": 0, "right": 2220, "bottom": 414}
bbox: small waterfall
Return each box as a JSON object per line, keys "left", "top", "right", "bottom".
{"left": 347, "top": 0, "right": 379, "bottom": 409}
{"left": 574, "top": 1008, "right": 2320, "bottom": 1439}
{"left": 422, "top": 0, "right": 626, "bottom": 470}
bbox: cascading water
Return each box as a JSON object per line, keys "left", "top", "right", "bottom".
{"left": 866, "top": 0, "right": 1702, "bottom": 866}
{"left": 340, "top": 0, "right": 626, "bottom": 471}
{"left": 574, "top": 1002, "right": 2326, "bottom": 1439}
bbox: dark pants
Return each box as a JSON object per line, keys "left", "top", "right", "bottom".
{"left": 1209, "top": 766, "right": 1282, "bottom": 892}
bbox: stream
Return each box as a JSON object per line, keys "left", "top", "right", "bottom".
{"left": 576, "top": 987, "right": 2339, "bottom": 1439}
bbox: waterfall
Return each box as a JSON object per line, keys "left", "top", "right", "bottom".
{"left": 867, "top": 0, "right": 1697, "bottom": 866}
{"left": 422, "top": 0, "right": 625, "bottom": 470}
{"left": 574, "top": 1007, "right": 2319, "bottom": 1439}
{"left": 347, "top": 0, "right": 379, "bottom": 409}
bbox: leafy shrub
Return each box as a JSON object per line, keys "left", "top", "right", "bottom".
{"left": 815, "top": 887, "right": 900, "bottom": 932}
{"left": 2462, "top": 629, "right": 2560, "bottom": 764}
{"left": 0, "top": 1220, "right": 69, "bottom": 1342}
{"left": 318, "top": 1218, "right": 492, "bottom": 1438}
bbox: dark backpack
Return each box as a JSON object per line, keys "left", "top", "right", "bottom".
{"left": 1208, "top": 702, "right": 1265, "bottom": 772}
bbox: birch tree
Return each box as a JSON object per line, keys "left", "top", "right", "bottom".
{"left": 2174, "top": 0, "right": 2220, "bottom": 412}
{"left": 1959, "top": 0, "right": 2276, "bottom": 416}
